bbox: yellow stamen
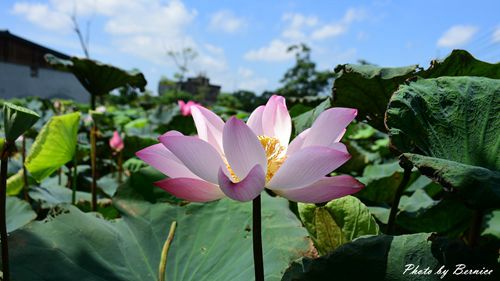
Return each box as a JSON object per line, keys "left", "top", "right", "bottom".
{"left": 223, "top": 136, "right": 287, "bottom": 184}
{"left": 258, "top": 136, "right": 286, "bottom": 183}
{"left": 224, "top": 158, "right": 241, "bottom": 183}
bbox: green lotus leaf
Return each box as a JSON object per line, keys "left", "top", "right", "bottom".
{"left": 356, "top": 161, "right": 405, "bottom": 204}
{"left": 292, "top": 98, "right": 331, "bottom": 136}
{"left": 332, "top": 64, "right": 420, "bottom": 131}
{"left": 6, "top": 170, "right": 35, "bottom": 196}
{"left": 386, "top": 77, "right": 500, "bottom": 209}
{"left": 28, "top": 185, "right": 108, "bottom": 209}
{"left": 421, "top": 49, "right": 500, "bottom": 79}
{"left": 2, "top": 102, "right": 40, "bottom": 143}
{"left": 482, "top": 210, "right": 500, "bottom": 239}
{"left": 299, "top": 196, "right": 379, "bottom": 255}
{"left": 6, "top": 168, "right": 310, "bottom": 281}
{"left": 45, "top": 54, "right": 147, "bottom": 96}
{"left": 397, "top": 189, "right": 472, "bottom": 236}
{"left": 282, "top": 233, "right": 499, "bottom": 281}
{"left": 25, "top": 112, "right": 81, "bottom": 182}
{"left": 6, "top": 196, "right": 36, "bottom": 233}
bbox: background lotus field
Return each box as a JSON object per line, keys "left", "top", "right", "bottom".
{"left": 0, "top": 49, "right": 499, "bottom": 280}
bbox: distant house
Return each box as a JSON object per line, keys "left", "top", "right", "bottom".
{"left": 159, "top": 75, "right": 221, "bottom": 103}
{"left": 0, "top": 30, "right": 89, "bottom": 102}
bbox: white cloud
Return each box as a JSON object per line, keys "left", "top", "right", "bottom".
{"left": 238, "top": 77, "right": 269, "bottom": 92}
{"left": 437, "top": 25, "right": 478, "bottom": 48}
{"left": 492, "top": 26, "right": 500, "bottom": 43}
{"left": 343, "top": 8, "right": 365, "bottom": 23}
{"left": 11, "top": 0, "right": 242, "bottom": 92}
{"left": 245, "top": 7, "right": 365, "bottom": 63}
{"left": 11, "top": 2, "right": 71, "bottom": 31}
{"left": 238, "top": 67, "right": 254, "bottom": 78}
{"left": 281, "top": 13, "right": 318, "bottom": 40}
{"left": 311, "top": 24, "right": 345, "bottom": 40}
{"left": 244, "top": 39, "right": 294, "bottom": 62}
{"left": 209, "top": 10, "right": 245, "bottom": 33}
{"left": 311, "top": 8, "right": 365, "bottom": 40}
{"left": 196, "top": 53, "right": 227, "bottom": 73}
{"left": 11, "top": 0, "right": 198, "bottom": 58}
{"left": 204, "top": 44, "right": 225, "bottom": 56}
{"left": 105, "top": 2, "right": 195, "bottom": 36}
{"left": 235, "top": 67, "right": 268, "bottom": 92}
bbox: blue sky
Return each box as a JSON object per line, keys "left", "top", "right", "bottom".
{"left": 2, "top": 0, "right": 500, "bottom": 94}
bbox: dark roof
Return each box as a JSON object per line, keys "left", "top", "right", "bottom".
{"left": 0, "top": 30, "right": 70, "bottom": 68}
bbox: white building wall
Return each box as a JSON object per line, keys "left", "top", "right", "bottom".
{"left": 0, "top": 61, "right": 89, "bottom": 103}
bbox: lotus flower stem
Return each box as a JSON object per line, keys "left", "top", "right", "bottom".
{"left": 90, "top": 124, "right": 97, "bottom": 211}
{"left": 253, "top": 195, "right": 264, "bottom": 281}
{"left": 90, "top": 94, "right": 96, "bottom": 111}
{"left": 0, "top": 143, "right": 11, "bottom": 281}
{"left": 159, "top": 221, "right": 177, "bottom": 281}
{"left": 468, "top": 210, "right": 484, "bottom": 247}
{"left": 21, "top": 135, "right": 29, "bottom": 202}
{"left": 58, "top": 168, "right": 62, "bottom": 185}
{"left": 118, "top": 150, "right": 123, "bottom": 184}
{"left": 387, "top": 167, "right": 412, "bottom": 234}
{"left": 71, "top": 151, "right": 78, "bottom": 205}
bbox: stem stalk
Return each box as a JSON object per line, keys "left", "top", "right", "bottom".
{"left": 158, "top": 221, "right": 177, "bottom": 281}
{"left": 387, "top": 167, "right": 412, "bottom": 234}
{"left": 71, "top": 151, "right": 78, "bottom": 205}
{"left": 21, "top": 136, "right": 29, "bottom": 202}
{"left": 90, "top": 125, "right": 97, "bottom": 211}
{"left": 1, "top": 143, "right": 11, "bottom": 281}
{"left": 252, "top": 195, "right": 264, "bottom": 281}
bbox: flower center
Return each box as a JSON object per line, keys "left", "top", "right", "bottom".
{"left": 258, "top": 136, "right": 286, "bottom": 183}
{"left": 224, "top": 136, "right": 287, "bottom": 184}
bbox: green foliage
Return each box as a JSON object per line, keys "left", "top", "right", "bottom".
{"left": 6, "top": 196, "right": 36, "bottom": 233}
{"left": 232, "top": 90, "right": 266, "bottom": 112}
{"left": 124, "top": 118, "right": 150, "bottom": 135}
{"left": 332, "top": 50, "right": 500, "bottom": 133}
{"left": 6, "top": 170, "right": 35, "bottom": 196}
{"left": 123, "top": 136, "right": 158, "bottom": 160}
{"left": 216, "top": 93, "right": 243, "bottom": 109}
{"left": 482, "top": 211, "right": 500, "bottom": 239}
{"left": 386, "top": 77, "right": 500, "bottom": 209}
{"left": 7, "top": 168, "right": 310, "bottom": 281}
{"left": 2, "top": 48, "right": 499, "bottom": 280}
{"left": 282, "top": 233, "right": 499, "bottom": 281}
{"left": 25, "top": 112, "right": 81, "bottom": 182}
{"left": 292, "top": 98, "right": 331, "bottom": 136}
{"left": 402, "top": 154, "right": 500, "bottom": 209}
{"left": 277, "top": 44, "right": 335, "bottom": 97}
{"left": 123, "top": 158, "right": 148, "bottom": 173}
{"left": 96, "top": 174, "right": 122, "bottom": 197}
{"left": 29, "top": 185, "right": 109, "bottom": 209}
{"left": 299, "top": 196, "right": 379, "bottom": 255}
{"left": 397, "top": 189, "right": 472, "bottom": 236}
{"left": 421, "top": 49, "right": 500, "bottom": 78}
{"left": 45, "top": 54, "right": 147, "bottom": 96}
{"left": 159, "top": 89, "right": 198, "bottom": 104}
{"left": 2, "top": 102, "right": 40, "bottom": 143}
{"left": 356, "top": 161, "right": 405, "bottom": 204}
{"left": 333, "top": 64, "right": 419, "bottom": 131}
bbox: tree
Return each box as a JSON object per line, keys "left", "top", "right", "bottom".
{"left": 232, "top": 90, "right": 267, "bottom": 112}
{"left": 277, "top": 44, "right": 335, "bottom": 97}
{"left": 217, "top": 93, "right": 242, "bottom": 109}
{"left": 69, "top": 4, "right": 92, "bottom": 58}
{"left": 167, "top": 48, "right": 198, "bottom": 83}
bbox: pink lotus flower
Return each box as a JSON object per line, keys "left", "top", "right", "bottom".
{"left": 178, "top": 100, "right": 199, "bottom": 116}
{"left": 109, "top": 131, "right": 124, "bottom": 152}
{"left": 137, "top": 95, "right": 363, "bottom": 203}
